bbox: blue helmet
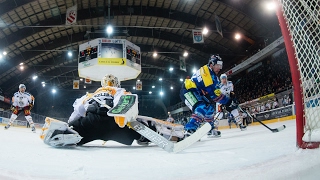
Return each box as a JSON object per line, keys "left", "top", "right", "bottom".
{"left": 208, "top": 55, "right": 223, "bottom": 69}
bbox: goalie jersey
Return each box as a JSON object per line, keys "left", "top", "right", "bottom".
{"left": 68, "top": 86, "right": 128, "bottom": 123}
{"left": 219, "top": 81, "right": 233, "bottom": 98}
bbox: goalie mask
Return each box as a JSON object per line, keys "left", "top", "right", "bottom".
{"left": 101, "top": 74, "right": 120, "bottom": 87}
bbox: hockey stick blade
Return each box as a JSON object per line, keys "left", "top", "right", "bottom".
{"left": 271, "top": 125, "right": 286, "bottom": 133}
{"left": 173, "top": 122, "right": 211, "bottom": 153}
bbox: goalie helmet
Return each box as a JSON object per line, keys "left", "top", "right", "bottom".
{"left": 208, "top": 54, "right": 223, "bottom": 69}
{"left": 19, "top": 84, "right": 26, "bottom": 89}
{"left": 101, "top": 74, "right": 120, "bottom": 87}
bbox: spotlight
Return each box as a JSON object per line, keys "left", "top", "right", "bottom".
{"left": 183, "top": 51, "right": 188, "bottom": 57}
{"left": 170, "top": 86, "right": 173, "bottom": 90}
{"left": 152, "top": 85, "right": 155, "bottom": 88}
{"left": 180, "top": 78, "right": 183, "bottom": 82}
{"left": 160, "top": 91, "right": 164, "bottom": 96}
{"left": 192, "top": 68, "right": 196, "bottom": 73}
{"left": 106, "top": 25, "right": 113, "bottom": 35}
{"left": 159, "top": 78, "right": 162, "bottom": 81}
{"left": 266, "top": 1, "right": 276, "bottom": 11}
{"left": 68, "top": 51, "right": 72, "bottom": 57}
{"left": 52, "top": 89, "right": 56, "bottom": 93}
{"left": 133, "top": 86, "right": 136, "bottom": 90}
{"left": 32, "top": 75, "right": 38, "bottom": 80}
{"left": 19, "top": 63, "right": 23, "bottom": 65}
{"left": 202, "top": 27, "right": 209, "bottom": 35}
{"left": 42, "top": 84, "right": 45, "bottom": 87}
{"left": 137, "top": 79, "right": 140, "bottom": 82}
{"left": 2, "top": 51, "right": 7, "bottom": 55}
{"left": 80, "top": 78, "right": 83, "bottom": 81}
{"left": 235, "top": 33, "right": 241, "bottom": 40}
{"left": 20, "top": 66, "right": 24, "bottom": 70}
{"left": 84, "top": 85, "right": 86, "bottom": 88}
{"left": 149, "top": 91, "right": 152, "bottom": 94}
{"left": 153, "top": 52, "right": 157, "bottom": 57}
{"left": 169, "top": 67, "right": 173, "bottom": 71}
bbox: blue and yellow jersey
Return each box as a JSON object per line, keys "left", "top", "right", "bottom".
{"left": 184, "top": 65, "right": 229, "bottom": 104}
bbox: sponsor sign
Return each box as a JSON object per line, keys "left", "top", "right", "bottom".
{"left": 255, "top": 105, "right": 293, "bottom": 121}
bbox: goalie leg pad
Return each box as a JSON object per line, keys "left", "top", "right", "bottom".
{"left": 40, "top": 117, "right": 82, "bottom": 147}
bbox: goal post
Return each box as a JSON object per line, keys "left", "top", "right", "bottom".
{"left": 276, "top": 0, "right": 320, "bottom": 149}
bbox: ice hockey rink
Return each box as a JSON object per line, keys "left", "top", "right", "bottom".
{"left": 1, "top": 120, "right": 320, "bottom": 180}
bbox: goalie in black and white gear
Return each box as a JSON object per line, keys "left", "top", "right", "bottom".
{"left": 40, "top": 74, "right": 184, "bottom": 147}
{"left": 215, "top": 74, "right": 247, "bottom": 131}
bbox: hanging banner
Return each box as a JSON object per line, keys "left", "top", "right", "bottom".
{"left": 215, "top": 14, "right": 223, "bottom": 38}
{"left": 66, "top": 5, "right": 77, "bottom": 25}
{"left": 192, "top": 30, "right": 204, "bottom": 43}
{"left": 73, "top": 80, "right": 80, "bottom": 89}
{"left": 179, "top": 56, "right": 187, "bottom": 72}
{"left": 84, "top": 78, "right": 92, "bottom": 84}
{"left": 136, "top": 81, "right": 142, "bottom": 90}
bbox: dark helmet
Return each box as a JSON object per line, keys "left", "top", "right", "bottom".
{"left": 208, "top": 54, "right": 223, "bottom": 69}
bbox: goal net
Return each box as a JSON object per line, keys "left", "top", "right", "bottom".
{"left": 277, "top": 0, "right": 320, "bottom": 148}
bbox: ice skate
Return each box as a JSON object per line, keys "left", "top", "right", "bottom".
{"left": 4, "top": 124, "right": 10, "bottom": 130}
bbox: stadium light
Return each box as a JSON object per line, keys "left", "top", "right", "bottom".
{"left": 0, "top": 54, "right": 2, "bottom": 59}
{"left": 180, "top": 78, "right": 183, "bottom": 82}
{"left": 84, "top": 85, "right": 86, "bottom": 88}
{"left": 169, "top": 67, "right": 173, "bottom": 71}
{"left": 19, "top": 63, "right": 23, "bottom": 65}
{"left": 183, "top": 51, "right": 188, "bottom": 57}
{"left": 32, "top": 75, "right": 38, "bottom": 80}
{"left": 160, "top": 91, "right": 164, "bottom": 96}
{"left": 52, "top": 89, "right": 56, "bottom": 94}
{"left": 265, "top": 1, "right": 276, "bottom": 11}
{"left": 2, "top": 51, "right": 7, "bottom": 56}
{"left": 159, "top": 78, "right": 163, "bottom": 81}
{"left": 41, "top": 81, "right": 45, "bottom": 84}
{"left": 152, "top": 85, "right": 155, "bottom": 88}
{"left": 149, "top": 91, "right": 152, "bottom": 94}
{"left": 42, "top": 84, "right": 45, "bottom": 87}
{"left": 170, "top": 86, "right": 173, "bottom": 90}
{"left": 133, "top": 86, "right": 136, "bottom": 90}
{"left": 235, "top": 33, "right": 241, "bottom": 40}
{"left": 202, "top": 27, "right": 209, "bottom": 35}
{"left": 106, "top": 25, "right": 113, "bottom": 35}
{"left": 80, "top": 78, "right": 83, "bottom": 81}
{"left": 192, "top": 68, "right": 196, "bottom": 73}
{"left": 20, "top": 66, "right": 24, "bottom": 70}
{"left": 153, "top": 52, "right": 157, "bottom": 57}
{"left": 137, "top": 79, "right": 140, "bottom": 82}
{"left": 67, "top": 51, "right": 72, "bottom": 57}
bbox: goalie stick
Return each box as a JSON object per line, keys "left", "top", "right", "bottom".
{"left": 92, "top": 95, "right": 211, "bottom": 153}
{"left": 238, "top": 106, "right": 286, "bottom": 133}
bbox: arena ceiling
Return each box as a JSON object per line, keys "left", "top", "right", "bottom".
{"left": 0, "top": 0, "right": 280, "bottom": 99}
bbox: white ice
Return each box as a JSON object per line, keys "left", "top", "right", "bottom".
{"left": 1, "top": 120, "right": 320, "bottom": 180}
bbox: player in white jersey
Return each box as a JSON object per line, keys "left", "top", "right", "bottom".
{"left": 40, "top": 74, "right": 184, "bottom": 147}
{"left": 215, "top": 74, "right": 246, "bottom": 131}
{"left": 5, "top": 84, "right": 36, "bottom": 132}
{"left": 219, "top": 73, "right": 234, "bottom": 98}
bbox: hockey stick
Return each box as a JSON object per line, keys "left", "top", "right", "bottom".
{"left": 238, "top": 106, "right": 286, "bottom": 133}
{"left": 92, "top": 95, "right": 210, "bottom": 153}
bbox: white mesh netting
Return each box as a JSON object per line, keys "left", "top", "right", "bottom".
{"left": 279, "top": 0, "right": 320, "bottom": 142}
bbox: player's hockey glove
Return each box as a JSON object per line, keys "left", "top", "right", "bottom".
{"left": 224, "top": 98, "right": 239, "bottom": 112}
{"left": 10, "top": 106, "right": 19, "bottom": 114}
{"left": 29, "top": 103, "right": 34, "bottom": 110}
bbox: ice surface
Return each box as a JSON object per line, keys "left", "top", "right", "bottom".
{"left": 1, "top": 120, "right": 320, "bottom": 180}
